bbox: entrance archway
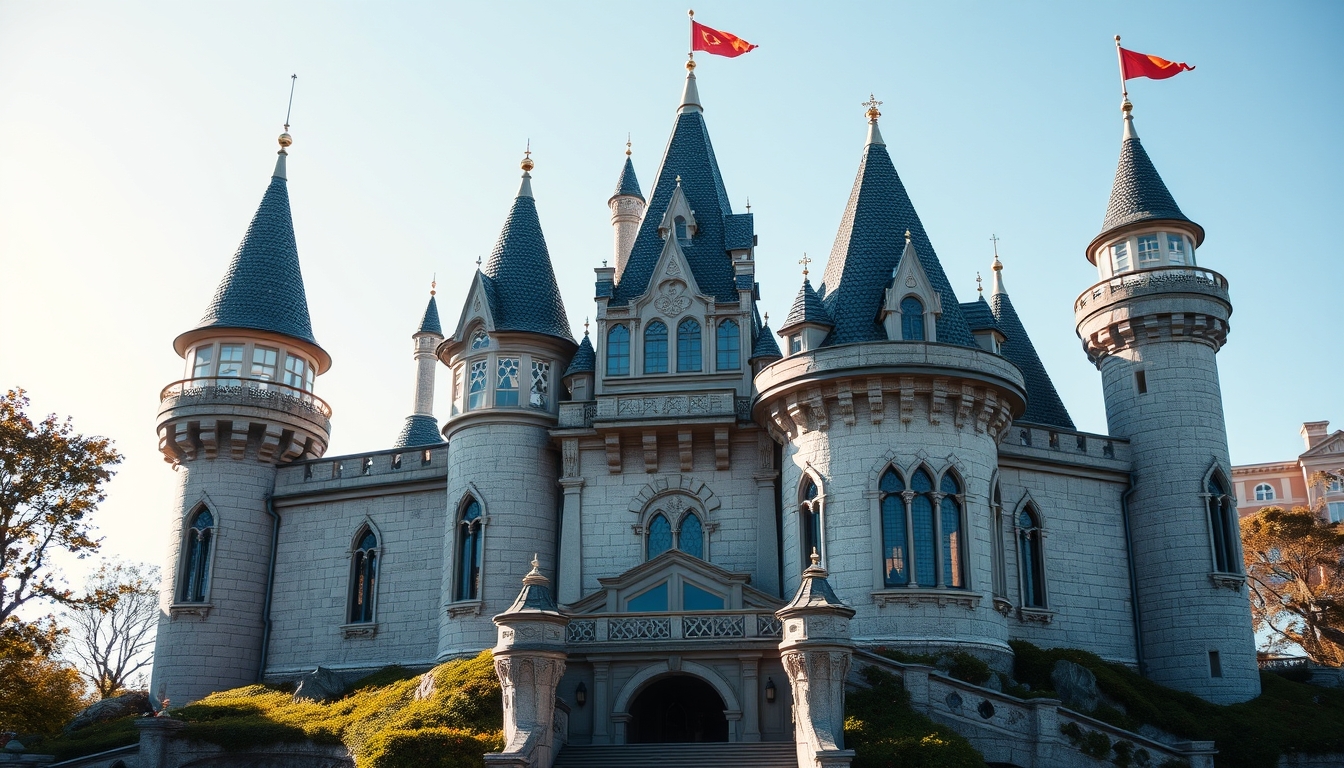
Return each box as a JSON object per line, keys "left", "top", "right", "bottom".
{"left": 628, "top": 674, "right": 729, "bottom": 743}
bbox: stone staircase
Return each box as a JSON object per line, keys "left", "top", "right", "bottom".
{"left": 553, "top": 741, "right": 796, "bottom": 768}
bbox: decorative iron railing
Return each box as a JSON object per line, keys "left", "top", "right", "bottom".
{"left": 1074, "top": 266, "right": 1229, "bottom": 313}
{"left": 160, "top": 376, "right": 332, "bottom": 420}
{"left": 564, "top": 611, "right": 783, "bottom": 644}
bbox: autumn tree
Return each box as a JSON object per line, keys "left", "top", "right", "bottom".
{"left": 0, "top": 619, "right": 88, "bottom": 735}
{"left": 65, "top": 561, "right": 160, "bottom": 699}
{"left": 1243, "top": 471, "right": 1344, "bottom": 665}
{"left": 0, "top": 388, "right": 122, "bottom": 634}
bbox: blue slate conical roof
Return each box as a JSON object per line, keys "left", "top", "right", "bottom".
{"left": 194, "top": 156, "right": 320, "bottom": 348}
{"left": 480, "top": 174, "right": 573, "bottom": 341}
{"left": 989, "top": 286, "right": 1074, "bottom": 430}
{"left": 417, "top": 295, "right": 442, "bottom": 336}
{"left": 816, "top": 126, "right": 975, "bottom": 348}
{"left": 611, "top": 75, "right": 749, "bottom": 305}
{"left": 613, "top": 156, "right": 644, "bottom": 201}
{"left": 782, "top": 277, "right": 832, "bottom": 329}
{"left": 563, "top": 332, "right": 595, "bottom": 378}
{"left": 750, "top": 322, "right": 782, "bottom": 361}
{"left": 1097, "top": 113, "right": 1202, "bottom": 245}
{"left": 392, "top": 414, "right": 442, "bottom": 449}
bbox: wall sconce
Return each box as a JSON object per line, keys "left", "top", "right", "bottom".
{"left": 765, "top": 677, "right": 776, "bottom": 704}
{"left": 575, "top": 681, "right": 587, "bottom": 707}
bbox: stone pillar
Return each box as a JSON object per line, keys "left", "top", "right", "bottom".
{"left": 777, "top": 553, "right": 856, "bottom": 768}
{"left": 740, "top": 653, "right": 762, "bottom": 742}
{"left": 592, "top": 660, "right": 611, "bottom": 745}
{"left": 558, "top": 476, "right": 585, "bottom": 605}
{"left": 134, "top": 717, "right": 186, "bottom": 768}
{"left": 754, "top": 468, "right": 781, "bottom": 597}
{"left": 487, "top": 557, "right": 569, "bottom": 768}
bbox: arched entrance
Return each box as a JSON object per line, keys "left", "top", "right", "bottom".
{"left": 628, "top": 674, "right": 729, "bottom": 743}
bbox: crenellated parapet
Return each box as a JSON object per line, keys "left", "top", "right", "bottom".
{"left": 753, "top": 342, "right": 1026, "bottom": 445}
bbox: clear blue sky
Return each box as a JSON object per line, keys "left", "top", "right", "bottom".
{"left": 1, "top": 1, "right": 1340, "bottom": 574}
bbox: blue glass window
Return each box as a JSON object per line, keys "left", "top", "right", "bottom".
{"left": 683, "top": 583, "right": 724, "bottom": 611}
{"left": 1137, "top": 234, "right": 1161, "bottom": 266}
{"left": 607, "top": 325, "right": 630, "bottom": 376}
{"left": 800, "top": 478, "right": 821, "bottom": 568}
{"left": 879, "top": 470, "right": 906, "bottom": 586}
{"left": 644, "top": 321, "right": 668, "bottom": 374}
{"left": 457, "top": 499, "right": 483, "bottom": 601}
{"left": 716, "top": 319, "right": 740, "bottom": 370}
{"left": 911, "top": 469, "right": 936, "bottom": 586}
{"left": 647, "top": 514, "right": 672, "bottom": 559}
{"left": 677, "top": 319, "right": 702, "bottom": 372}
{"left": 495, "top": 357, "right": 519, "bottom": 407}
{"left": 628, "top": 582, "right": 669, "bottom": 612}
{"left": 680, "top": 513, "right": 704, "bottom": 559}
{"left": 900, "top": 297, "right": 925, "bottom": 341}
{"left": 940, "top": 474, "right": 964, "bottom": 588}
{"left": 180, "top": 508, "right": 214, "bottom": 602}
{"left": 674, "top": 216, "right": 688, "bottom": 241}
{"left": 1018, "top": 508, "right": 1045, "bottom": 608}
{"left": 1207, "top": 475, "right": 1239, "bottom": 574}
{"left": 468, "top": 361, "right": 487, "bottom": 410}
{"left": 349, "top": 529, "right": 378, "bottom": 623}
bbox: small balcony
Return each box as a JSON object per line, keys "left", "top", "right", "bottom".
{"left": 1074, "top": 266, "right": 1229, "bottom": 315}
{"left": 160, "top": 376, "right": 331, "bottom": 422}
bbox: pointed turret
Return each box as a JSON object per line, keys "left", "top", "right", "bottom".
{"left": 393, "top": 285, "right": 445, "bottom": 449}
{"left": 778, "top": 272, "right": 832, "bottom": 355}
{"left": 562, "top": 324, "right": 596, "bottom": 402}
{"left": 815, "top": 97, "right": 975, "bottom": 347}
{"left": 608, "top": 140, "right": 647, "bottom": 277}
{"left": 986, "top": 257, "right": 1074, "bottom": 429}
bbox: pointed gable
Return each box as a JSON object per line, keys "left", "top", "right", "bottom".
{"left": 479, "top": 181, "right": 573, "bottom": 341}
{"left": 989, "top": 285, "right": 1074, "bottom": 430}
{"left": 816, "top": 128, "right": 975, "bottom": 348}
{"left": 193, "top": 164, "right": 320, "bottom": 349}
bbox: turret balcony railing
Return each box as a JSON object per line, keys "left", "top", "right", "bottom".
{"left": 1074, "top": 266, "right": 1229, "bottom": 314}
{"left": 564, "top": 611, "right": 784, "bottom": 645}
{"left": 160, "top": 376, "right": 332, "bottom": 421}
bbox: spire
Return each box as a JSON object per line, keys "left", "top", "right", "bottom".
{"left": 782, "top": 275, "right": 831, "bottom": 330}
{"left": 478, "top": 150, "right": 573, "bottom": 341}
{"left": 750, "top": 313, "right": 782, "bottom": 361}
{"left": 987, "top": 254, "right": 1074, "bottom": 430}
{"left": 815, "top": 102, "right": 975, "bottom": 348}
{"left": 679, "top": 59, "right": 702, "bottom": 114}
{"left": 563, "top": 328, "right": 596, "bottom": 378}
{"left": 989, "top": 235, "right": 1006, "bottom": 296}
{"left": 417, "top": 280, "right": 443, "bottom": 336}
{"left": 862, "top": 94, "right": 884, "bottom": 146}
{"left": 1092, "top": 102, "right": 1204, "bottom": 253}
{"left": 179, "top": 130, "right": 326, "bottom": 365}
{"left": 613, "top": 156, "right": 644, "bottom": 201}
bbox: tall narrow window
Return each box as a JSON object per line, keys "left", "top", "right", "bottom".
{"left": 911, "top": 469, "right": 936, "bottom": 586}
{"left": 180, "top": 508, "right": 214, "bottom": 603}
{"left": 677, "top": 319, "right": 702, "bottom": 372}
{"left": 991, "top": 484, "right": 1006, "bottom": 598}
{"left": 900, "top": 297, "right": 925, "bottom": 341}
{"left": 644, "top": 321, "right": 668, "bottom": 374}
{"left": 1018, "top": 507, "right": 1046, "bottom": 608}
{"left": 349, "top": 529, "right": 378, "bottom": 623}
{"left": 530, "top": 359, "right": 550, "bottom": 408}
{"left": 674, "top": 216, "right": 688, "bottom": 241}
{"left": 716, "top": 319, "right": 741, "bottom": 370}
{"left": 647, "top": 514, "right": 673, "bottom": 559}
{"left": 468, "top": 360, "right": 487, "bottom": 410}
{"left": 1207, "top": 475, "right": 1239, "bottom": 574}
{"left": 680, "top": 513, "right": 704, "bottom": 559}
{"left": 283, "top": 355, "right": 308, "bottom": 391}
{"left": 607, "top": 325, "right": 630, "bottom": 376}
{"left": 495, "top": 357, "right": 520, "bottom": 406}
{"left": 940, "top": 474, "right": 965, "bottom": 588}
{"left": 251, "top": 346, "right": 279, "bottom": 382}
{"left": 879, "top": 470, "right": 907, "bottom": 586}
{"left": 192, "top": 346, "right": 214, "bottom": 379}
{"left": 800, "top": 478, "right": 822, "bottom": 569}
{"left": 456, "top": 499, "right": 484, "bottom": 601}
{"left": 218, "top": 344, "right": 245, "bottom": 378}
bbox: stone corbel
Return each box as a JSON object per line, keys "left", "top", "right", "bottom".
{"left": 835, "top": 380, "right": 855, "bottom": 427}
{"left": 806, "top": 387, "right": 829, "bottom": 431}
{"left": 173, "top": 422, "right": 196, "bottom": 461}
{"left": 929, "top": 377, "right": 948, "bottom": 426}
{"left": 899, "top": 377, "right": 916, "bottom": 424}
{"left": 279, "top": 434, "right": 307, "bottom": 463}
{"left": 257, "top": 424, "right": 284, "bottom": 464}
{"left": 604, "top": 433, "right": 622, "bottom": 473}
{"left": 169, "top": 603, "right": 212, "bottom": 620}
{"left": 786, "top": 394, "right": 810, "bottom": 434}
{"left": 642, "top": 431, "right": 658, "bottom": 474}
{"left": 714, "top": 427, "right": 730, "bottom": 471}
{"left": 678, "top": 430, "right": 694, "bottom": 472}
{"left": 866, "top": 378, "right": 884, "bottom": 425}
{"left": 974, "top": 390, "right": 996, "bottom": 434}
{"left": 227, "top": 421, "right": 249, "bottom": 460}
{"left": 198, "top": 419, "right": 219, "bottom": 459}
{"left": 955, "top": 384, "right": 975, "bottom": 429}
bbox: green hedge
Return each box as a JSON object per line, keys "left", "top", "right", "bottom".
{"left": 845, "top": 665, "right": 986, "bottom": 768}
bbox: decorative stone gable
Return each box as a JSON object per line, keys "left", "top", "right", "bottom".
{"left": 881, "top": 234, "right": 943, "bottom": 342}
{"left": 451, "top": 271, "right": 500, "bottom": 342}
{"left": 656, "top": 179, "right": 698, "bottom": 242}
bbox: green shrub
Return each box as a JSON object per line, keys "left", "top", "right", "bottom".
{"left": 845, "top": 665, "right": 985, "bottom": 768}
{"left": 363, "top": 727, "right": 504, "bottom": 768}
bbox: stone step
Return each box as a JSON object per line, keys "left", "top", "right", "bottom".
{"left": 553, "top": 741, "right": 797, "bottom": 768}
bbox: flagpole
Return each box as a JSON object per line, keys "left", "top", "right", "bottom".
{"left": 1114, "top": 35, "right": 1130, "bottom": 108}
{"left": 688, "top": 9, "right": 695, "bottom": 64}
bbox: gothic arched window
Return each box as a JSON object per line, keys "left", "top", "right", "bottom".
{"left": 940, "top": 473, "right": 965, "bottom": 588}
{"left": 180, "top": 508, "right": 214, "bottom": 603}
{"left": 1018, "top": 507, "right": 1046, "bottom": 608}
{"left": 647, "top": 513, "right": 673, "bottom": 559}
{"left": 456, "top": 498, "right": 484, "bottom": 601}
{"left": 679, "top": 513, "right": 704, "bottom": 559}
{"left": 677, "top": 319, "right": 702, "bottom": 372}
{"left": 674, "top": 216, "right": 688, "bottom": 241}
{"left": 348, "top": 528, "right": 378, "bottom": 623}
{"left": 879, "top": 470, "right": 907, "bottom": 586}
{"left": 607, "top": 324, "right": 630, "bottom": 376}
{"left": 800, "top": 477, "right": 822, "bottom": 569}
{"left": 1254, "top": 483, "right": 1275, "bottom": 502}
{"left": 900, "top": 297, "right": 925, "bottom": 341}
{"left": 991, "top": 483, "right": 1007, "bottom": 599}
{"left": 1207, "top": 474, "right": 1240, "bottom": 574}
{"left": 470, "top": 329, "right": 490, "bottom": 350}
{"left": 716, "top": 319, "right": 741, "bottom": 371}
{"left": 644, "top": 321, "right": 669, "bottom": 374}
{"left": 910, "top": 468, "right": 936, "bottom": 586}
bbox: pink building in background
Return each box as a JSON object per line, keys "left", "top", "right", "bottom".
{"left": 1233, "top": 421, "right": 1344, "bottom": 522}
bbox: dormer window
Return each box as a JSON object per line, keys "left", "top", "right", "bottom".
{"left": 470, "top": 330, "right": 490, "bottom": 351}
{"left": 674, "top": 216, "right": 689, "bottom": 242}
{"left": 900, "top": 297, "right": 925, "bottom": 341}
{"left": 789, "top": 335, "right": 802, "bottom": 355}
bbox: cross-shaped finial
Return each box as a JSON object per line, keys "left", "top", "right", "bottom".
{"left": 745, "top": 196, "right": 751, "bottom": 213}
{"left": 476, "top": 255, "right": 482, "bottom": 268}
{"left": 862, "top": 94, "right": 883, "bottom": 122}
{"left": 524, "top": 139, "right": 531, "bottom": 161}
{"left": 799, "top": 253, "right": 811, "bottom": 277}
{"left": 976, "top": 272, "right": 983, "bottom": 295}
{"left": 763, "top": 311, "right": 769, "bottom": 325}
{"left": 584, "top": 317, "right": 590, "bottom": 335}
{"left": 989, "top": 233, "right": 1001, "bottom": 257}
{"left": 675, "top": 174, "right": 682, "bottom": 184}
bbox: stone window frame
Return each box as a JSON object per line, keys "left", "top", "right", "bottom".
{"left": 643, "top": 320, "right": 670, "bottom": 375}
{"left": 676, "top": 317, "right": 703, "bottom": 373}
{"left": 170, "top": 499, "right": 220, "bottom": 619}
{"left": 450, "top": 489, "right": 489, "bottom": 607}
{"left": 867, "top": 456, "right": 975, "bottom": 598}
{"left": 345, "top": 520, "right": 382, "bottom": 627}
{"left": 1203, "top": 463, "right": 1244, "bottom": 580}
{"left": 989, "top": 478, "right": 1008, "bottom": 601}
{"left": 636, "top": 492, "right": 712, "bottom": 563}
{"left": 1011, "top": 495, "right": 1050, "bottom": 613}
{"left": 606, "top": 323, "right": 631, "bottom": 377}
{"left": 797, "top": 468, "right": 826, "bottom": 570}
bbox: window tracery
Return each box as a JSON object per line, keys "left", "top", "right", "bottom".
{"left": 456, "top": 498, "right": 484, "bottom": 601}
{"left": 1017, "top": 506, "right": 1046, "bottom": 608}
{"left": 180, "top": 508, "right": 214, "bottom": 603}
{"left": 348, "top": 528, "right": 378, "bottom": 623}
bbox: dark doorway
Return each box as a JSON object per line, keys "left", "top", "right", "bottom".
{"left": 628, "top": 674, "right": 729, "bottom": 743}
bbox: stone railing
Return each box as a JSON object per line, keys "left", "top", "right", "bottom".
{"left": 160, "top": 376, "right": 332, "bottom": 422}
{"left": 1074, "top": 266, "right": 1229, "bottom": 314}
{"left": 279, "top": 443, "right": 446, "bottom": 487}
{"left": 558, "top": 402, "right": 596, "bottom": 428}
{"left": 1000, "top": 423, "right": 1130, "bottom": 465}
{"left": 564, "top": 611, "right": 783, "bottom": 645}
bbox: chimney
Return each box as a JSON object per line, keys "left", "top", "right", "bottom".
{"left": 1301, "top": 421, "right": 1330, "bottom": 450}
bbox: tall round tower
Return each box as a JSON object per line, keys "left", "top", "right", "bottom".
{"left": 608, "top": 139, "right": 646, "bottom": 279}
{"left": 1075, "top": 101, "right": 1258, "bottom": 703}
{"left": 392, "top": 284, "right": 445, "bottom": 448}
{"left": 151, "top": 132, "right": 332, "bottom": 705}
{"left": 436, "top": 150, "right": 576, "bottom": 657}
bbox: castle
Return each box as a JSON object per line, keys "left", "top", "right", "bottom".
{"left": 148, "top": 60, "right": 1261, "bottom": 756}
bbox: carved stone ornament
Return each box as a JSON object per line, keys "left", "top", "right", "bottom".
{"left": 654, "top": 282, "right": 692, "bottom": 316}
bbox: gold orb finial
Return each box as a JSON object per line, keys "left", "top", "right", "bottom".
{"left": 521, "top": 140, "right": 534, "bottom": 172}
{"left": 992, "top": 256, "right": 1003, "bottom": 272}
{"left": 626, "top": 133, "right": 632, "bottom": 156}
{"left": 431, "top": 275, "right": 437, "bottom": 296}
{"left": 810, "top": 548, "right": 821, "bottom": 567}
{"left": 686, "top": 57, "right": 697, "bottom": 71}
{"left": 278, "top": 132, "right": 293, "bottom": 148}
{"left": 862, "top": 94, "right": 883, "bottom": 123}
{"left": 1121, "top": 98, "right": 1133, "bottom": 115}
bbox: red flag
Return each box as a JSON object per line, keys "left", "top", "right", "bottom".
{"left": 1119, "top": 47, "right": 1195, "bottom": 81}
{"left": 691, "top": 20, "right": 757, "bottom": 58}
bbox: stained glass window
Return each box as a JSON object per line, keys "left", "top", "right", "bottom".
{"left": 495, "top": 358, "right": 520, "bottom": 406}
{"left": 530, "top": 359, "right": 550, "bottom": 408}
{"left": 940, "top": 473, "right": 964, "bottom": 588}
{"left": 880, "top": 470, "right": 906, "bottom": 586}
{"left": 470, "top": 330, "right": 490, "bottom": 350}
{"left": 468, "top": 361, "right": 487, "bottom": 410}
{"left": 680, "top": 513, "right": 704, "bottom": 559}
{"left": 911, "top": 469, "right": 936, "bottom": 586}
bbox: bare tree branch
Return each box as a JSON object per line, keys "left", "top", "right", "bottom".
{"left": 63, "top": 560, "right": 159, "bottom": 698}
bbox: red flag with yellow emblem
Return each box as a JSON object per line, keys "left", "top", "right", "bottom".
{"left": 691, "top": 20, "right": 757, "bottom": 58}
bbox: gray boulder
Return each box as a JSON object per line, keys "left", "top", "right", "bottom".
{"left": 292, "top": 666, "right": 345, "bottom": 703}
{"left": 63, "top": 691, "right": 155, "bottom": 734}
{"left": 1051, "top": 659, "right": 1101, "bottom": 712}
